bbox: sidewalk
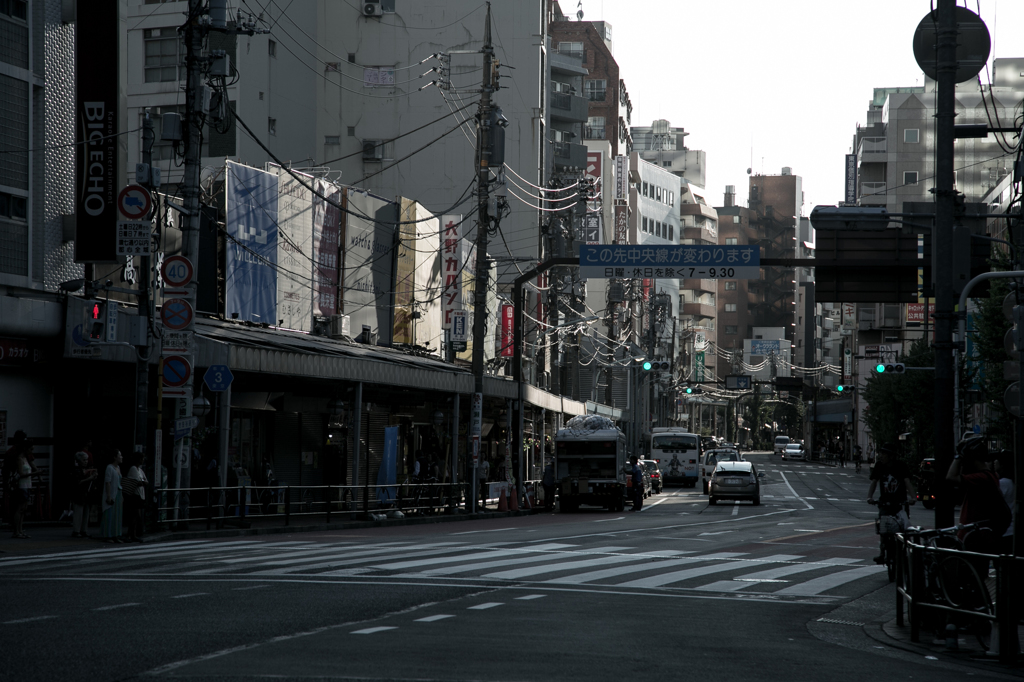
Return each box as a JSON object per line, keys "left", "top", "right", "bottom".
{"left": 872, "top": 614, "right": 1023, "bottom": 670}
{"left": 0, "top": 505, "right": 535, "bottom": 556}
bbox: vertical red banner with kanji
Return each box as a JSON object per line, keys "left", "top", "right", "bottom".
{"left": 500, "top": 303, "right": 514, "bottom": 357}
{"left": 441, "top": 214, "right": 462, "bottom": 329}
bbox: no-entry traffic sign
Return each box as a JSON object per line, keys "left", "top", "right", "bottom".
{"left": 117, "top": 184, "right": 152, "bottom": 220}
{"left": 162, "top": 355, "right": 192, "bottom": 388}
{"left": 161, "top": 298, "right": 194, "bottom": 331}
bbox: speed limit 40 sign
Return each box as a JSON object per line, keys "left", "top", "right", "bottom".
{"left": 161, "top": 255, "right": 194, "bottom": 296}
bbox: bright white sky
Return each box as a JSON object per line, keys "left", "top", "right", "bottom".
{"left": 588, "top": 0, "right": 1024, "bottom": 212}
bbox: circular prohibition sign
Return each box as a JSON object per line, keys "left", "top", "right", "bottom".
{"left": 161, "top": 255, "right": 194, "bottom": 289}
{"left": 162, "top": 355, "right": 192, "bottom": 388}
{"left": 160, "top": 298, "right": 194, "bottom": 331}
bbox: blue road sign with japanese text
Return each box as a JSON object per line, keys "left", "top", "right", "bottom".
{"left": 578, "top": 244, "right": 760, "bottom": 279}
{"left": 204, "top": 364, "right": 234, "bottom": 392}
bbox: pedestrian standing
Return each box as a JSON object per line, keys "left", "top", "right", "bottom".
{"left": 542, "top": 459, "right": 556, "bottom": 511}
{"left": 995, "top": 451, "right": 1015, "bottom": 555}
{"left": 838, "top": 447, "right": 846, "bottom": 468}
{"left": 100, "top": 450, "right": 124, "bottom": 543}
{"left": 477, "top": 457, "right": 490, "bottom": 509}
{"left": 71, "top": 449, "right": 97, "bottom": 538}
{"left": 629, "top": 455, "right": 643, "bottom": 512}
{"left": 123, "top": 452, "right": 148, "bottom": 542}
{"left": 9, "top": 441, "right": 37, "bottom": 539}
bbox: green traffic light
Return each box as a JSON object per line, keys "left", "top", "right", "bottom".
{"left": 685, "top": 386, "right": 693, "bottom": 394}
{"left": 642, "top": 361, "right": 652, "bottom": 371}
{"left": 837, "top": 385, "right": 845, "bottom": 392}
{"left": 875, "top": 364, "right": 885, "bottom": 373}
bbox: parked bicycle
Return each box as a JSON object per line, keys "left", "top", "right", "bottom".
{"left": 868, "top": 498, "right": 902, "bottom": 582}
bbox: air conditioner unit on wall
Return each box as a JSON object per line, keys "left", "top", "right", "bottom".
{"left": 363, "top": 1, "right": 382, "bottom": 17}
{"left": 362, "top": 140, "right": 382, "bottom": 161}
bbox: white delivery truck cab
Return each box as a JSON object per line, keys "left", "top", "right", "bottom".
{"left": 774, "top": 435, "right": 791, "bottom": 455}
{"left": 554, "top": 415, "right": 628, "bottom": 512}
{"left": 651, "top": 428, "right": 701, "bottom": 488}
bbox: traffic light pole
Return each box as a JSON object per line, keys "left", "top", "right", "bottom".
{"left": 135, "top": 113, "right": 155, "bottom": 464}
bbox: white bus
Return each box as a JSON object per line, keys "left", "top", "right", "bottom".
{"left": 650, "top": 428, "right": 701, "bottom": 488}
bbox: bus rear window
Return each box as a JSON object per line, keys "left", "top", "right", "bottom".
{"left": 653, "top": 436, "right": 696, "bottom": 451}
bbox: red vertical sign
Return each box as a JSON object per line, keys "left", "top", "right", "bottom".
{"left": 501, "top": 304, "right": 514, "bottom": 357}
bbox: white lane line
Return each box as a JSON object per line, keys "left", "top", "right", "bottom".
{"left": 415, "top": 614, "right": 454, "bottom": 622}
{"left": 170, "top": 592, "right": 208, "bottom": 599}
{"left": 778, "top": 470, "right": 814, "bottom": 510}
{"left": 232, "top": 585, "right": 269, "bottom": 591}
{"left": 94, "top": 602, "right": 140, "bottom": 611}
{"left": 3, "top": 615, "right": 57, "bottom": 625}
{"left": 594, "top": 517, "right": 626, "bottom": 523}
{"left": 406, "top": 545, "right": 636, "bottom": 577}
{"left": 731, "top": 504, "right": 739, "bottom": 517}
{"left": 693, "top": 558, "right": 863, "bottom": 592}
{"left": 640, "top": 493, "right": 678, "bottom": 510}
{"left": 451, "top": 528, "right": 515, "bottom": 535}
{"left": 351, "top": 626, "right": 397, "bottom": 634}
{"left": 467, "top": 603, "right": 503, "bottom": 610}
{"left": 515, "top": 594, "right": 547, "bottom": 600}
{"left": 616, "top": 555, "right": 804, "bottom": 588}
{"left": 544, "top": 553, "right": 746, "bottom": 585}
{"left": 775, "top": 565, "right": 886, "bottom": 596}
{"left": 699, "top": 531, "right": 732, "bottom": 536}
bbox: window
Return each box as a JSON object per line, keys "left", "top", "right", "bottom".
{"left": 324, "top": 135, "right": 340, "bottom": 146}
{"left": 725, "top": 303, "right": 737, "bottom": 312}
{"left": 669, "top": 191, "right": 674, "bottom": 206}
{"left": 642, "top": 181, "right": 648, "bottom": 197}
{"left": 903, "top": 171, "right": 918, "bottom": 186}
{"left": 143, "top": 28, "right": 181, "bottom": 83}
{"left": 669, "top": 225, "right": 674, "bottom": 241}
{"left": 557, "top": 41, "right": 584, "bottom": 59}
{"left": 642, "top": 216, "right": 648, "bottom": 233}
{"left": 584, "top": 79, "right": 606, "bottom": 101}
{"left": 656, "top": 221, "right": 662, "bottom": 238}
{"left": 1, "top": 0, "right": 27, "bottom": 20}
{"left": 0, "top": 190, "right": 27, "bottom": 220}
{"left": 656, "top": 187, "right": 662, "bottom": 201}
{"left": 733, "top": 216, "right": 740, "bottom": 224}
{"left": 258, "top": 92, "right": 264, "bottom": 100}
{"left": 348, "top": 53, "right": 356, "bottom": 63}
{"left": 268, "top": 117, "right": 277, "bottom": 135}
{"left": 268, "top": 40, "right": 277, "bottom": 57}
{"left": 585, "top": 116, "right": 605, "bottom": 140}
{"left": 725, "top": 325, "right": 738, "bottom": 335}
{"left": 347, "top": 126, "right": 356, "bottom": 137}
{"left": 904, "top": 128, "right": 920, "bottom": 143}
{"left": 725, "top": 281, "right": 737, "bottom": 290}
{"left": 725, "top": 238, "right": 737, "bottom": 245}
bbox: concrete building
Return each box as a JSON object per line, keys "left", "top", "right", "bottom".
{"left": 631, "top": 119, "right": 706, "bottom": 189}
{"left": 714, "top": 185, "right": 753, "bottom": 357}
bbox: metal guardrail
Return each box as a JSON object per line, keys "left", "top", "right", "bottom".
{"left": 895, "top": 529, "right": 1022, "bottom": 663}
{"left": 154, "top": 482, "right": 469, "bottom": 530}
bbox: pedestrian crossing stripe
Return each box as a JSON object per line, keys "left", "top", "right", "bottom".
{"left": 0, "top": 539, "right": 884, "bottom": 598}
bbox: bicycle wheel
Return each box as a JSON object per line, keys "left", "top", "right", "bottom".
{"left": 936, "top": 555, "right": 993, "bottom": 650}
{"left": 885, "top": 536, "right": 897, "bottom": 582}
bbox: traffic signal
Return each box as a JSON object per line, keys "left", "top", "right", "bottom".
{"left": 642, "top": 360, "right": 653, "bottom": 371}
{"left": 684, "top": 386, "right": 693, "bottom": 394}
{"left": 837, "top": 384, "right": 854, "bottom": 393}
{"left": 874, "top": 362, "right": 905, "bottom": 374}
{"left": 84, "top": 300, "right": 104, "bottom": 340}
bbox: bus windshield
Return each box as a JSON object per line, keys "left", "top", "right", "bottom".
{"left": 652, "top": 435, "right": 697, "bottom": 451}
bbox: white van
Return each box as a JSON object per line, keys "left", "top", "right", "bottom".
{"left": 774, "top": 435, "right": 790, "bottom": 455}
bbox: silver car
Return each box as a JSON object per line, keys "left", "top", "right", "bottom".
{"left": 709, "top": 461, "right": 761, "bottom": 506}
{"left": 701, "top": 448, "right": 743, "bottom": 495}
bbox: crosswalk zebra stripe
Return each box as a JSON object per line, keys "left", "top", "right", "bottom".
{"left": 773, "top": 565, "right": 886, "bottom": 595}
{"left": 481, "top": 554, "right": 652, "bottom": 580}
{"left": 183, "top": 542, "right": 458, "bottom": 575}
{"left": 407, "top": 546, "right": 643, "bottom": 577}
{"left": 0, "top": 540, "right": 264, "bottom": 567}
{"left": 615, "top": 554, "right": 804, "bottom": 588}
{"left": 544, "top": 552, "right": 749, "bottom": 585}
{"left": 244, "top": 544, "right": 500, "bottom": 576}
{"left": 692, "top": 558, "right": 863, "bottom": 592}
{"left": 371, "top": 543, "right": 580, "bottom": 572}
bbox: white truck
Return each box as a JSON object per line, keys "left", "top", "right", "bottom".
{"left": 650, "top": 427, "right": 701, "bottom": 488}
{"left": 553, "top": 415, "right": 628, "bottom": 512}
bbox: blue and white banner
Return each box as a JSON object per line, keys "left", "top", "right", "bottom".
{"left": 225, "top": 161, "right": 279, "bottom": 324}
{"left": 579, "top": 244, "right": 759, "bottom": 279}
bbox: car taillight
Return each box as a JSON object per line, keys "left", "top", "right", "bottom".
{"left": 749, "top": 473, "right": 756, "bottom": 484}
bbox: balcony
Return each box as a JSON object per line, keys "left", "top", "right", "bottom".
{"left": 584, "top": 126, "right": 606, "bottom": 140}
{"left": 683, "top": 302, "right": 716, "bottom": 320}
{"left": 682, "top": 278, "right": 718, "bottom": 294}
{"left": 859, "top": 182, "right": 887, "bottom": 205}
{"left": 553, "top": 141, "right": 588, "bottom": 170}
{"left": 550, "top": 90, "right": 589, "bottom": 123}
{"left": 858, "top": 136, "right": 887, "bottom": 162}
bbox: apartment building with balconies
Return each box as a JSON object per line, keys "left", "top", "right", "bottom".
{"left": 714, "top": 186, "right": 754, "bottom": 356}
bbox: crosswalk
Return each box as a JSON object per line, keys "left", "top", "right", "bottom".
{"left": 0, "top": 539, "right": 885, "bottom": 599}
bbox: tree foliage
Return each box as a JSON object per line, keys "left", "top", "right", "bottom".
{"left": 967, "top": 251, "right": 1014, "bottom": 447}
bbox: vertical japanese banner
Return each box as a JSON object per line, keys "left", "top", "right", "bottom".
{"left": 225, "top": 161, "right": 278, "bottom": 324}
{"left": 500, "top": 303, "right": 514, "bottom": 357}
{"left": 394, "top": 199, "right": 418, "bottom": 345}
{"left": 614, "top": 205, "right": 628, "bottom": 245}
{"left": 441, "top": 214, "right": 462, "bottom": 329}
{"left": 614, "top": 155, "right": 628, "bottom": 202}
{"left": 696, "top": 350, "right": 705, "bottom": 383}
{"left": 276, "top": 169, "right": 314, "bottom": 331}
{"left": 312, "top": 179, "right": 340, "bottom": 318}
{"left": 845, "top": 154, "right": 858, "bottom": 204}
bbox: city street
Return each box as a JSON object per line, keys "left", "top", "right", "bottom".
{"left": 2, "top": 453, "right": 1012, "bottom": 681}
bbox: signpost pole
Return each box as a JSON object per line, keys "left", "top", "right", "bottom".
{"left": 134, "top": 114, "right": 155, "bottom": 466}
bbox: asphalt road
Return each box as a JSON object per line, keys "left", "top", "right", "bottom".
{"left": 2, "top": 452, "right": 1011, "bottom": 681}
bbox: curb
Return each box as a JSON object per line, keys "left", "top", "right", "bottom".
{"left": 138, "top": 509, "right": 536, "bottom": 544}
{"left": 864, "top": 616, "right": 1022, "bottom": 673}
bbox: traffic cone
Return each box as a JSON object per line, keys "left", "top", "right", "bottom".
{"left": 497, "top": 487, "right": 508, "bottom": 512}
{"left": 509, "top": 488, "right": 519, "bottom": 511}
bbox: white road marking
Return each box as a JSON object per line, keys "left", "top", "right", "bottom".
{"left": 483, "top": 554, "right": 641, "bottom": 580}
{"left": 170, "top": 592, "right": 208, "bottom": 599}
{"left": 515, "top": 594, "right": 546, "bottom": 600}
{"left": 699, "top": 531, "right": 732, "bottom": 536}
{"left": 775, "top": 565, "right": 886, "bottom": 595}
{"left": 594, "top": 517, "right": 625, "bottom": 523}
{"left": 693, "top": 558, "right": 862, "bottom": 592}
{"left": 544, "top": 553, "right": 746, "bottom": 585}
{"left": 467, "top": 602, "right": 503, "bottom": 610}
{"left": 451, "top": 528, "right": 515, "bottom": 535}
{"left": 731, "top": 505, "right": 739, "bottom": 517}
{"left": 351, "top": 626, "right": 397, "bottom": 634}
{"left": 372, "top": 543, "right": 579, "bottom": 572}
{"left": 616, "top": 555, "right": 804, "bottom": 588}
{"left": 94, "top": 603, "right": 140, "bottom": 611}
{"left": 232, "top": 585, "right": 269, "bottom": 591}
{"left": 3, "top": 615, "right": 56, "bottom": 625}
{"left": 778, "top": 470, "right": 814, "bottom": 510}
{"left": 246, "top": 545, "right": 490, "bottom": 576}
{"left": 415, "top": 614, "right": 454, "bottom": 622}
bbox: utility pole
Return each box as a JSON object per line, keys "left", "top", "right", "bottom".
{"left": 933, "top": 0, "right": 957, "bottom": 528}
{"left": 470, "top": 3, "right": 495, "bottom": 513}
{"left": 135, "top": 112, "right": 156, "bottom": 464}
